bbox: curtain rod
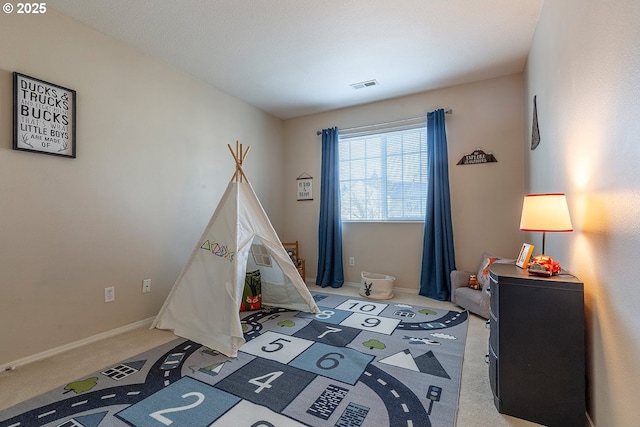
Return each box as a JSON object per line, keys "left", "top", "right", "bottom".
{"left": 316, "top": 109, "right": 452, "bottom": 136}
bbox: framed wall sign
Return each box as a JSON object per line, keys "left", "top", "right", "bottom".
{"left": 13, "top": 72, "right": 76, "bottom": 158}
{"left": 296, "top": 173, "right": 313, "bottom": 201}
{"left": 456, "top": 148, "right": 498, "bottom": 165}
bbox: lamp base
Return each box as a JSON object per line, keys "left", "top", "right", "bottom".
{"left": 527, "top": 254, "right": 561, "bottom": 276}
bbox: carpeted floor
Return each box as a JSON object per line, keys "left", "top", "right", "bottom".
{"left": 1, "top": 293, "right": 467, "bottom": 426}
{"left": 0, "top": 283, "right": 541, "bottom": 426}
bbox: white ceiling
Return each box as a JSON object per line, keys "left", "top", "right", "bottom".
{"left": 49, "top": 0, "right": 544, "bottom": 120}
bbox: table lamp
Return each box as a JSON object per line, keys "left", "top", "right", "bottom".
{"left": 519, "top": 193, "right": 573, "bottom": 275}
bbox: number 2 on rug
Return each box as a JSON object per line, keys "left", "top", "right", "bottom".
{"left": 149, "top": 392, "right": 205, "bottom": 425}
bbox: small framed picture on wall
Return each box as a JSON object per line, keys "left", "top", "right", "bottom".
{"left": 296, "top": 173, "right": 313, "bottom": 201}
{"left": 516, "top": 243, "right": 535, "bottom": 268}
{"left": 13, "top": 72, "right": 77, "bottom": 158}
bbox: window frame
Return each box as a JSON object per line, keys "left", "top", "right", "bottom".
{"left": 338, "top": 123, "right": 428, "bottom": 223}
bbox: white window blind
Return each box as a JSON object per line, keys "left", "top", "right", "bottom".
{"left": 339, "top": 123, "right": 427, "bottom": 221}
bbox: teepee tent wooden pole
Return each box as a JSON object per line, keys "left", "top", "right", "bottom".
{"left": 228, "top": 141, "right": 251, "bottom": 183}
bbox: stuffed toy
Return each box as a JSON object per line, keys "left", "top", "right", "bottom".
{"left": 468, "top": 274, "right": 480, "bottom": 290}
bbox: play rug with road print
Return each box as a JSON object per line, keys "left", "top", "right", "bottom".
{"left": 0, "top": 292, "right": 468, "bottom": 427}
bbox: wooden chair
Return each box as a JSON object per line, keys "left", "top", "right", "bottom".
{"left": 282, "top": 241, "right": 305, "bottom": 280}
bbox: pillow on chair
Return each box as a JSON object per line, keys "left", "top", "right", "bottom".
{"left": 477, "top": 252, "right": 515, "bottom": 290}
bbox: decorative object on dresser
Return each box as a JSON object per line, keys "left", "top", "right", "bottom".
{"left": 519, "top": 193, "right": 573, "bottom": 276}
{"left": 488, "top": 263, "right": 585, "bottom": 427}
{"left": 515, "top": 243, "right": 534, "bottom": 268}
{"left": 450, "top": 252, "right": 514, "bottom": 319}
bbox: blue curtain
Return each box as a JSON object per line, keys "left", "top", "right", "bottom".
{"left": 316, "top": 127, "right": 344, "bottom": 288}
{"left": 419, "top": 109, "right": 456, "bottom": 300}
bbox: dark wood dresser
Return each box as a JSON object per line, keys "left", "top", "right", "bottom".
{"left": 488, "top": 263, "right": 585, "bottom": 427}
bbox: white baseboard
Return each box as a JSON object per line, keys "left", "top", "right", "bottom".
{"left": 343, "top": 280, "right": 361, "bottom": 289}
{"left": 2, "top": 317, "right": 155, "bottom": 372}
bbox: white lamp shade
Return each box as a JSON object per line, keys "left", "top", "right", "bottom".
{"left": 520, "top": 193, "right": 573, "bottom": 232}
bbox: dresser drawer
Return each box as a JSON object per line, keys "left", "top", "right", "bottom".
{"left": 489, "top": 311, "right": 498, "bottom": 355}
{"left": 489, "top": 274, "right": 498, "bottom": 317}
{"left": 488, "top": 344, "right": 499, "bottom": 400}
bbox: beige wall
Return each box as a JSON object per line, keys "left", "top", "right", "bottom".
{"left": 0, "top": 10, "right": 283, "bottom": 366}
{"left": 283, "top": 75, "right": 525, "bottom": 290}
{"left": 525, "top": 1, "right": 640, "bottom": 425}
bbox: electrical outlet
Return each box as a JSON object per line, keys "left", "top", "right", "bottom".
{"left": 104, "top": 286, "right": 115, "bottom": 303}
{"left": 142, "top": 279, "right": 151, "bottom": 293}
{"left": 349, "top": 257, "right": 355, "bottom": 266}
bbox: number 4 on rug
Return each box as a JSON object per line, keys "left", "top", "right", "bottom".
{"left": 249, "top": 371, "right": 284, "bottom": 393}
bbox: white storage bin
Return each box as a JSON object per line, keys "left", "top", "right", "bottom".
{"left": 360, "top": 272, "right": 395, "bottom": 300}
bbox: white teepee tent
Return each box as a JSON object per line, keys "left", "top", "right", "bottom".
{"left": 152, "top": 142, "right": 319, "bottom": 357}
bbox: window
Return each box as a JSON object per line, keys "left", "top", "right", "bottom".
{"left": 339, "top": 125, "right": 427, "bottom": 221}
{"left": 250, "top": 242, "right": 271, "bottom": 267}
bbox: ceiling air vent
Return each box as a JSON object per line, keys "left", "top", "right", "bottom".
{"left": 350, "top": 79, "right": 379, "bottom": 90}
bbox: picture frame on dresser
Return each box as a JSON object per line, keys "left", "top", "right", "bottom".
{"left": 515, "top": 243, "right": 534, "bottom": 268}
